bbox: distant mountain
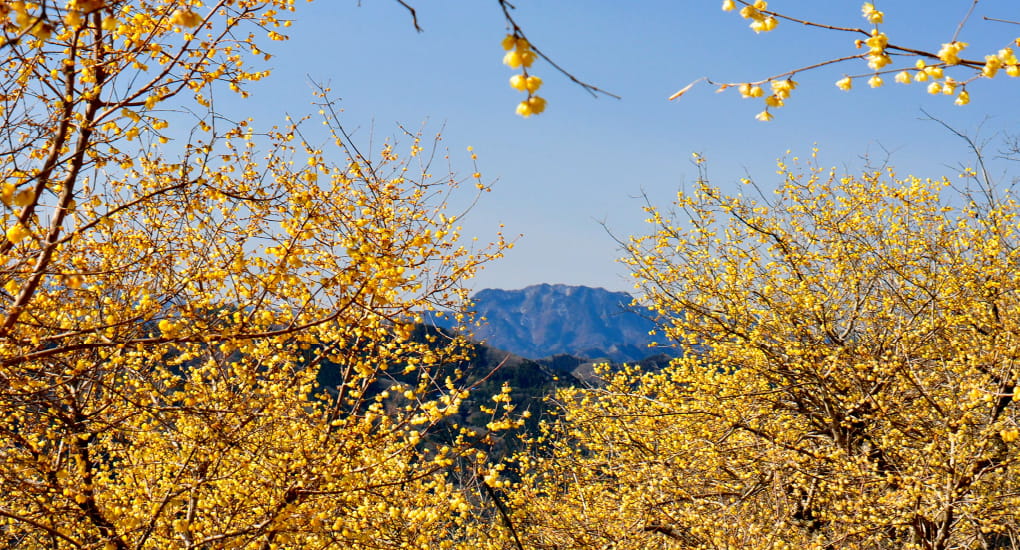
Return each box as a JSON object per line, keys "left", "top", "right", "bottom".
{"left": 461, "top": 283, "right": 675, "bottom": 362}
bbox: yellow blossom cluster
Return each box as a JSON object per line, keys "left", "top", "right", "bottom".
{"left": 860, "top": 2, "right": 883, "bottom": 24}
{"left": 734, "top": 77, "right": 796, "bottom": 121}
{"left": 938, "top": 40, "right": 968, "bottom": 66}
{"left": 502, "top": 34, "right": 547, "bottom": 117}
{"left": 845, "top": 5, "right": 1019, "bottom": 106}
{"left": 862, "top": 29, "right": 890, "bottom": 70}
{"left": 714, "top": 2, "right": 1020, "bottom": 116}
{"left": 723, "top": 0, "right": 777, "bottom": 33}
{"left": 169, "top": 7, "right": 203, "bottom": 28}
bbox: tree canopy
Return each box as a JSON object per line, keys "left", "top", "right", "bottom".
{"left": 506, "top": 156, "right": 1020, "bottom": 549}
{"left": 0, "top": 1, "right": 517, "bottom": 547}
{"left": 2, "top": 1, "right": 1020, "bottom": 549}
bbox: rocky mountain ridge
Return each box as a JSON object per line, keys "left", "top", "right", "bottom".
{"left": 458, "top": 283, "right": 675, "bottom": 363}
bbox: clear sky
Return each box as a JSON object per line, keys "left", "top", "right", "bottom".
{"left": 234, "top": 1, "right": 1020, "bottom": 293}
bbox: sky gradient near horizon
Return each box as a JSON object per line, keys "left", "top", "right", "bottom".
{"left": 230, "top": 1, "right": 1020, "bottom": 293}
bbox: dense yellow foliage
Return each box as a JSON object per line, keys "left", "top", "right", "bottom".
{"left": 509, "top": 156, "right": 1020, "bottom": 549}
{"left": 0, "top": 1, "right": 514, "bottom": 548}
{"left": 7, "top": 2, "right": 1019, "bottom": 548}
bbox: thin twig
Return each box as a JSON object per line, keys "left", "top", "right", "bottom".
{"left": 733, "top": 0, "right": 869, "bottom": 35}
{"left": 392, "top": 0, "right": 423, "bottom": 32}
{"left": 983, "top": 16, "right": 1020, "bottom": 25}
{"left": 952, "top": 0, "right": 980, "bottom": 43}
{"left": 920, "top": 108, "right": 995, "bottom": 205}
{"left": 706, "top": 53, "right": 866, "bottom": 88}
{"left": 497, "top": 0, "right": 620, "bottom": 99}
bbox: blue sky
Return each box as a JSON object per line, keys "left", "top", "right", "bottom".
{"left": 237, "top": 1, "right": 1020, "bottom": 292}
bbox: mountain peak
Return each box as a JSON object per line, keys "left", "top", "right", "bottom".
{"left": 466, "top": 284, "right": 671, "bottom": 362}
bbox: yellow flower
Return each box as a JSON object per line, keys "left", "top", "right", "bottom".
{"left": 770, "top": 79, "right": 796, "bottom": 98}
{"left": 865, "top": 30, "right": 887, "bottom": 52}
{"left": 526, "top": 95, "right": 547, "bottom": 114}
{"left": 519, "top": 50, "right": 536, "bottom": 67}
{"left": 509, "top": 74, "right": 527, "bottom": 91}
{"left": 954, "top": 89, "right": 969, "bottom": 105}
{"left": 65, "top": 10, "right": 84, "bottom": 27}
{"left": 867, "top": 53, "right": 891, "bottom": 70}
{"left": 516, "top": 100, "right": 533, "bottom": 117}
{"left": 64, "top": 274, "right": 83, "bottom": 289}
{"left": 525, "top": 75, "right": 543, "bottom": 93}
{"left": 998, "top": 47, "right": 1018, "bottom": 65}
{"left": 937, "top": 41, "right": 968, "bottom": 65}
{"left": 29, "top": 21, "right": 53, "bottom": 40}
{"left": 983, "top": 55, "right": 1002, "bottom": 78}
{"left": 913, "top": 70, "right": 929, "bottom": 82}
{"left": 861, "top": 3, "right": 884, "bottom": 24}
{"left": 158, "top": 319, "right": 177, "bottom": 335}
{"left": 835, "top": 76, "right": 852, "bottom": 91}
{"left": 501, "top": 34, "right": 516, "bottom": 51}
{"left": 6, "top": 223, "right": 30, "bottom": 244}
{"left": 12, "top": 187, "right": 35, "bottom": 207}
{"left": 0, "top": 183, "right": 14, "bottom": 206}
{"left": 739, "top": 6, "right": 761, "bottom": 20}
{"left": 1007, "top": 64, "right": 1020, "bottom": 77}
{"left": 941, "top": 77, "right": 956, "bottom": 94}
{"left": 721, "top": 0, "right": 736, "bottom": 11}
{"left": 927, "top": 82, "right": 942, "bottom": 95}
{"left": 73, "top": 0, "right": 105, "bottom": 12}
{"left": 755, "top": 110, "right": 774, "bottom": 122}
{"left": 170, "top": 9, "right": 203, "bottom": 28}
{"left": 750, "top": 16, "right": 777, "bottom": 33}
{"left": 503, "top": 50, "right": 523, "bottom": 68}
{"left": 868, "top": 75, "right": 883, "bottom": 88}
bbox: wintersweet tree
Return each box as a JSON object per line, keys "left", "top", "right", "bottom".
{"left": 507, "top": 156, "right": 1019, "bottom": 549}
{"left": 0, "top": 1, "right": 515, "bottom": 548}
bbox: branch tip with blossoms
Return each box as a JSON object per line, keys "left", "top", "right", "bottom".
{"left": 703, "top": 1, "right": 1020, "bottom": 119}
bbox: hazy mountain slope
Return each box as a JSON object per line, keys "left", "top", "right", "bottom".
{"left": 465, "top": 283, "right": 672, "bottom": 362}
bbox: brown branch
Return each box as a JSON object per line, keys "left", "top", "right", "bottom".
{"left": 643, "top": 522, "right": 705, "bottom": 546}
{"left": 496, "top": 0, "right": 619, "bottom": 99}
{"left": 0, "top": 22, "right": 100, "bottom": 337}
{"left": 0, "top": 507, "right": 83, "bottom": 548}
{"left": 482, "top": 478, "right": 525, "bottom": 550}
{"left": 746, "top": 1, "right": 870, "bottom": 35}
{"left": 392, "top": 0, "right": 423, "bottom": 32}
{"left": 0, "top": 27, "right": 84, "bottom": 258}
{"left": 983, "top": 16, "right": 1020, "bottom": 25}
{"left": 705, "top": 2, "right": 987, "bottom": 95}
